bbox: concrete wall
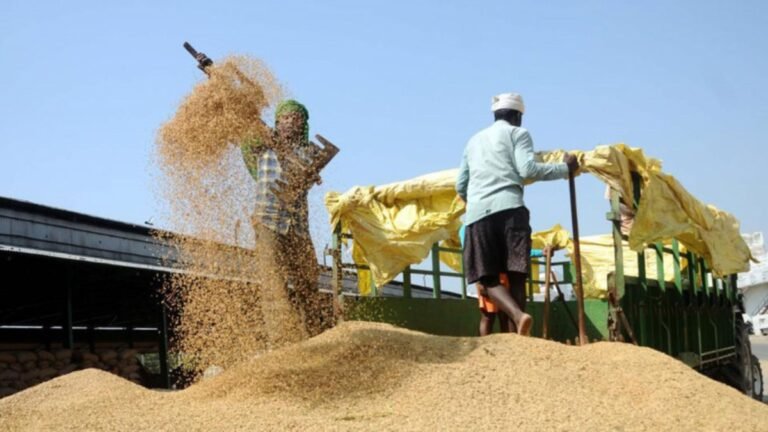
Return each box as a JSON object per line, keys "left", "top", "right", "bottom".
{"left": 739, "top": 232, "right": 768, "bottom": 317}
{"left": 0, "top": 346, "right": 145, "bottom": 399}
{"left": 744, "top": 282, "right": 768, "bottom": 317}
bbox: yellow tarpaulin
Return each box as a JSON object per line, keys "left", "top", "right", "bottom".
{"left": 574, "top": 234, "right": 680, "bottom": 299}
{"left": 325, "top": 144, "right": 752, "bottom": 296}
{"left": 540, "top": 144, "right": 753, "bottom": 276}
{"left": 325, "top": 170, "right": 464, "bottom": 295}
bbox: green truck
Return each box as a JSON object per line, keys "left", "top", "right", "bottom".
{"left": 329, "top": 170, "right": 764, "bottom": 401}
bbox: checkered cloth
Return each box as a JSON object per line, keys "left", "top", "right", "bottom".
{"left": 241, "top": 139, "right": 309, "bottom": 235}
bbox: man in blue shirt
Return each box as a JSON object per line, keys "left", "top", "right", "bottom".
{"left": 456, "top": 93, "right": 578, "bottom": 335}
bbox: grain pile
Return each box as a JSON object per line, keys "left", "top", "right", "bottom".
{"left": 155, "top": 55, "right": 329, "bottom": 375}
{"left": 1, "top": 321, "right": 766, "bottom": 431}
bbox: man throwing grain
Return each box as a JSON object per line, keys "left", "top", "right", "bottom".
{"left": 456, "top": 93, "right": 578, "bottom": 335}
{"left": 241, "top": 99, "right": 328, "bottom": 339}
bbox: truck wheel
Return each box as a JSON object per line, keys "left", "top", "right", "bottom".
{"left": 752, "top": 355, "right": 764, "bottom": 401}
{"left": 728, "top": 313, "right": 755, "bottom": 397}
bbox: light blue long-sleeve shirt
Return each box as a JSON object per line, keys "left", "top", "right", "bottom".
{"left": 456, "top": 120, "right": 569, "bottom": 226}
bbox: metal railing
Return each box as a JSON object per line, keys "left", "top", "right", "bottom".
{"left": 607, "top": 171, "right": 739, "bottom": 366}
{"left": 331, "top": 228, "right": 573, "bottom": 301}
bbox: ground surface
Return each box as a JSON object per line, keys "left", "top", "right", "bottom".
{"left": 2, "top": 322, "right": 768, "bottom": 431}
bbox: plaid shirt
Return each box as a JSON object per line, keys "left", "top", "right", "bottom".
{"left": 241, "top": 140, "right": 309, "bottom": 235}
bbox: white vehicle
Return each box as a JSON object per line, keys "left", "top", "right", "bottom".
{"left": 753, "top": 313, "right": 768, "bottom": 336}
{"left": 743, "top": 314, "right": 754, "bottom": 334}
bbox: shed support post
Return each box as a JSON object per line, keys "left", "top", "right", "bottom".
{"left": 64, "top": 266, "right": 74, "bottom": 349}
{"left": 158, "top": 302, "right": 170, "bottom": 389}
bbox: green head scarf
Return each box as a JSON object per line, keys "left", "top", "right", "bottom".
{"left": 275, "top": 99, "right": 309, "bottom": 143}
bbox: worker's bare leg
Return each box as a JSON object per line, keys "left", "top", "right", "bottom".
{"left": 506, "top": 272, "right": 528, "bottom": 312}
{"left": 507, "top": 271, "right": 531, "bottom": 335}
{"left": 484, "top": 276, "right": 532, "bottom": 336}
{"left": 498, "top": 310, "right": 515, "bottom": 333}
{"left": 479, "top": 310, "right": 496, "bottom": 336}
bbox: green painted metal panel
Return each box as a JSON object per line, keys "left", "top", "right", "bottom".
{"left": 332, "top": 169, "right": 741, "bottom": 374}
{"left": 346, "top": 297, "right": 609, "bottom": 342}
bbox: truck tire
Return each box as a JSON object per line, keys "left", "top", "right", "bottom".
{"left": 752, "top": 354, "right": 764, "bottom": 401}
{"left": 725, "top": 313, "right": 755, "bottom": 397}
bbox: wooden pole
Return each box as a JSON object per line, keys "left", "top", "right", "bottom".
{"left": 331, "top": 224, "right": 344, "bottom": 322}
{"left": 568, "top": 173, "right": 588, "bottom": 346}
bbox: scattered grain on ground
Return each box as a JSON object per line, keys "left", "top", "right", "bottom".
{"left": 1, "top": 321, "right": 766, "bottom": 431}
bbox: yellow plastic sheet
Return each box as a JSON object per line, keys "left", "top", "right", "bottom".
{"left": 630, "top": 172, "right": 751, "bottom": 276}
{"left": 531, "top": 224, "right": 572, "bottom": 251}
{"left": 325, "top": 170, "right": 464, "bottom": 295}
{"left": 529, "top": 224, "right": 572, "bottom": 296}
{"left": 537, "top": 144, "right": 661, "bottom": 208}
{"left": 540, "top": 144, "right": 753, "bottom": 276}
{"left": 574, "top": 235, "right": 680, "bottom": 299}
{"left": 325, "top": 144, "right": 752, "bottom": 296}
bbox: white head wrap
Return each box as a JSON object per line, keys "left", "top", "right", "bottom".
{"left": 491, "top": 92, "right": 525, "bottom": 113}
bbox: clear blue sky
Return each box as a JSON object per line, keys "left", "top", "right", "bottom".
{"left": 2, "top": 1, "right": 767, "bottom": 246}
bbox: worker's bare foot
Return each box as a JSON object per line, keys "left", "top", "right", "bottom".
{"left": 517, "top": 313, "right": 533, "bottom": 336}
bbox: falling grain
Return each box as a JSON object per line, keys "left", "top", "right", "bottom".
{"left": 153, "top": 55, "right": 327, "bottom": 377}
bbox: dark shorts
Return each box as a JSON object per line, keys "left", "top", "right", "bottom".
{"left": 463, "top": 207, "right": 532, "bottom": 284}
